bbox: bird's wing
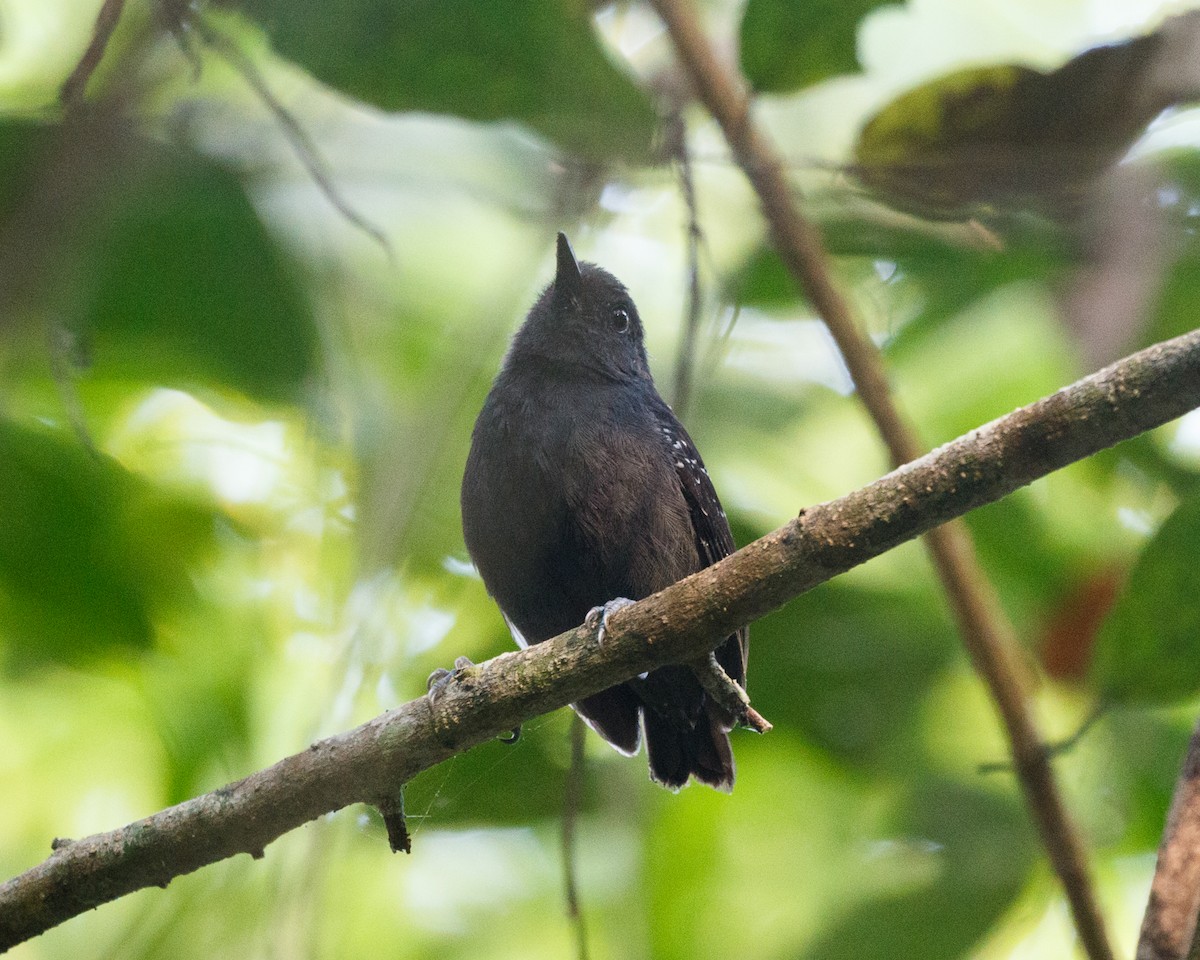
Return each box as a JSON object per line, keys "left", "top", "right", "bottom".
{"left": 654, "top": 406, "right": 747, "bottom": 684}
{"left": 655, "top": 410, "right": 734, "bottom": 565}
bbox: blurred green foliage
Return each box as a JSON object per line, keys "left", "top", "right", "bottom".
{"left": 230, "top": 0, "right": 658, "bottom": 160}
{"left": 0, "top": 117, "right": 319, "bottom": 402}
{"left": 740, "top": 0, "right": 890, "bottom": 93}
{"left": 0, "top": 418, "right": 219, "bottom": 667}
{"left": 851, "top": 36, "right": 1167, "bottom": 219}
{"left": 3, "top": 2, "right": 1200, "bottom": 959}
{"left": 1092, "top": 492, "right": 1200, "bottom": 705}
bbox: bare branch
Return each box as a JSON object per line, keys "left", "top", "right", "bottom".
{"left": 1138, "top": 717, "right": 1200, "bottom": 960}
{"left": 192, "top": 16, "right": 393, "bottom": 255}
{"left": 644, "top": 3, "right": 1114, "bottom": 956}
{"left": 666, "top": 109, "right": 704, "bottom": 418}
{"left": 60, "top": 0, "right": 128, "bottom": 107}
{"left": 2, "top": 327, "right": 1199, "bottom": 951}
{"left": 562, "top": 714, "right": 591, "bottom": 960}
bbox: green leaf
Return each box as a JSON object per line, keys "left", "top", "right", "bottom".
{"left": 730, "top": 212, "right": 1072, "bottom": 339}
{"left": 149, "top": 645, "right": 256, "bottom": 805}
{"left": 963, "top": 495, "right": 1077, "bottom": 623}
{"left": 82, "top": 142, "right": 318, "bottom": 404}
{"left": 853, "top": 30, "right": 1174, "bottom": 218}
{"left": 740, "top": 0, "right": 889, "bottom": 93}
{"left": 0, "top": 121, "right": 57, "bottom": 221}
{"left": 0, "top": 420, "right": 219, "bottom": 669}
{"left": 750, "top": 579, "right": 956, "bottom": 766}
{"left": 729, "top": 244, "right": 796, "bottom": 310}
{"left": 803, "top": 780, "right": 1033, "bottom": 960}
{"left": 230, "top": 0, "right": 657, "bottom": 161}
{"left": 1094, "top": 708, "right": 1194, "bottom": 852}
{"left": 1091, "top": 493, "right": 1200, "bottom": 705}
{"left": 1144, "top": 151, "right": 1200, "bottom": 350}
{"left": 0, "top": 118, "right": 318, "bottom": 404}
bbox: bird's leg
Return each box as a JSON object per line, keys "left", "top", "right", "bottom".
{"left": 690, "top": 654, "right": 773, "bottom": 734}
{"left": 426, "top": 656, "right": 521, "bottom": 743}
{"left": 584, "top": 597, "right": 636, "bottom": 644}
{"left": 425, "top": 655, "right": 477, "bottom": 701}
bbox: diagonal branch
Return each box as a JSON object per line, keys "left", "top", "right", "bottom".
{"left": 190, "top": 15, "right": 392, "bottom": 254}
{"left": 666, "top": 107, "right": 705, "bottom": 419}
{"left": 3, "top": 327, "right": 1200, "bottom": 952}
{"left": 60, "top": 0, "right": 128, "bottom": 107}
{"left": 1138, "top": 716, "right": 1200, "bottom": 960}
{"left": 644, "top": 2, "right": 1113, "bottom": 956}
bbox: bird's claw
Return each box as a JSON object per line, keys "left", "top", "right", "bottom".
{"left": 584, "top": 597, "right": 636, "bottom": 644}
{"left": 426, "top": 656, "right": 477, "bottom": 702}
{"left": 427, "top": 658, "right": 519, "bottom": 743}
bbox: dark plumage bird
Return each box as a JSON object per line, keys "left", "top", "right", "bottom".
{"left": 460, "top": 233, "right": 747, "bottom": 790}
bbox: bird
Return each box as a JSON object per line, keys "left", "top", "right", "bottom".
{"left": 459, "top": 232, "right": 747, "bottom": 790}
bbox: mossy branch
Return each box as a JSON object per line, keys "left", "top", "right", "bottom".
{"left": 3, "top": 328, "right": 1200, "bottom": 952}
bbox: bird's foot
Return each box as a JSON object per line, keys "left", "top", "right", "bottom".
{"left": 426, "top": 655, "right": 477, "bottom": 702}
{"left": 427, "top": 657, "right": 520, "bottom": 744}
{"left": 690, "top": 653, "right": 773, "bottom": 734}
{"left": 585, "top": 597, "right": 636, "bottom": 644}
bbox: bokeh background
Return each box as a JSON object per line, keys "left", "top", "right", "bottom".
{"left": 5, "top": 0, "right": 1200, "bottom": 957}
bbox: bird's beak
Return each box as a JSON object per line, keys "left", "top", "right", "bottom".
{"left": 555, "top": 232, "right": 584, "bottom": 304}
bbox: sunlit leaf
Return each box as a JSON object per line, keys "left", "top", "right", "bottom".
{"left": 229, "top": 0, "right": 657, "bottom": 161}
{"left": 149, "top": 647, "right": 256, "bottom": 805}
{"left": 853, "top": 25, "right": 1187, "bottom": 218}
{"left": 740, "top": 0, "right": 890, "bottom": 93}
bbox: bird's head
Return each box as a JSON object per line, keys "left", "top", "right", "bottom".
{"left": 507, "top": 233, "right": 651, "bottom": 384}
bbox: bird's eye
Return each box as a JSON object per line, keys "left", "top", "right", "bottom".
{"left": 612, "top": 307, "right": 630, "bottom": 333}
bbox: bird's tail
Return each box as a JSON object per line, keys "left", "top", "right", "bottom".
{"left": 642, "top": 706, "right": 735, "bottom": 792}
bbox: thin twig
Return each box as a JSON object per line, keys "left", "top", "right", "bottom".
{"left": 644, "top": 3, "right": 1114, "bottom": 958}
{"left": 978, "top": 701, "right": 1110, "bottom": 775}
{"left": 190, "top": 16, "right": 392, "bottom": 255}
{"left": 1138, "top": 717, "right": 1200, "bottom": 960}
{"left": 3, "top": 326, "right": 1200, "bottom": 950}
{"left": 60, "top": 0, "right": 128, "bottom": 107}
{"left": 668, "top": 109, "right": 704, "bottom": 418}
{"left": 562, "top": 714, "right": 591, "bottom": 960}
{"left": 689, "top": 654, "right": 772, "bottom": 733}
